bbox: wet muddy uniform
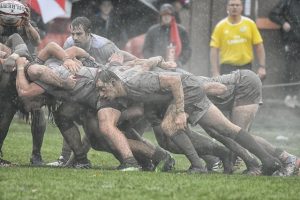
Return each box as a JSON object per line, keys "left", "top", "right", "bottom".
{"left": 154, "top": 68, "right": 262, "bottom": 110}
{"left": 33, "top": 58, "right": 101, "bottom": 110}
{"left": 0, "top": 32, "right": 44, "bottom": 160}
{"left": 34, "top": 60, "right": 163, "bottom": 167}
{"left": 198, "top": 69, "right": 262, "bottom": 111}
{"left": 0, "top": 66, "right": 20, "bottom": 152}
{"left": 64, "top": 34, "right": 119, "bottom": 64}
{"left": 50, "top": 33, "right": 122, "bottom": 163}
{"left": 106, "top": 66, "right": 212, "bottom": 126}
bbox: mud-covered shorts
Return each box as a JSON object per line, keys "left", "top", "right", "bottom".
{"left": 144, "top": 75, "right": 212, "bottom": 127}
{"left": 209, "top": 70, "right": 262, "bottom": 110}
{"left": 234, "top": 70, "right": 262, "bottom": 106}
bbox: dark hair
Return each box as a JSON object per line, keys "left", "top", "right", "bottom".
{"left": 96, "top": 69, "right": 120, "bottom": 83}
{"left": 71, "top": 17, "right": 92, "bottom": 34}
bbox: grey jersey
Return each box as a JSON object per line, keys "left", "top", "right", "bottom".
{"left": 117, "top": 69, "right": 206, "bottom": 106}
{"left": 196, "top": 70, "right": 262, "bottom": 109}
{"left": 63, "top": 34, "right": 119, "bottom": 64}
{"left": 121, "top": 70, "right": 210, "bottom": 125}
{"left": 195, "top": 71, "right": 239, "bottom": 109}
{"left": 35, "top": 59, "right": 99, "bottom": 109}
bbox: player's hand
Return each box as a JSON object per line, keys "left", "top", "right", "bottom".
{"left": 175, "top": 112, "right": 187, "bottom": 130}
{"left": 21, "top": 6, "right": 30, "bottom": 27}
{"left": 283, "top": 22, "right": 291, "bottom": 32}
{"left": 0, "top": 51, "right": 7, "bottom": 58}
{"left": 63, "top": 58, "right": 81, "bottom": 74}
{"left": 16, "top": 57, "right": 28, "bottom": 69}
{"left": 64, "top": 75, "right": 77, "bottom": 90}
{"left": 257, "top": 66, "right": 266, "bottom": 80}
{"left": 3, "top": 57, "right": 16, "bottom": 72}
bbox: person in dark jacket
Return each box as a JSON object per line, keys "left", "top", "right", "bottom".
{"left": 269, "top": 0, "right": 300, "bottom": 108}
{"left": 90, "top": 0, "right": 126, "bottom": 49}
{"left": 142, "top": 3, "right": 191, "bottom": 68}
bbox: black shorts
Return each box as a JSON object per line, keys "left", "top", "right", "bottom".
{"left": 96, "top": 98, "right": 127, "bottom": 112}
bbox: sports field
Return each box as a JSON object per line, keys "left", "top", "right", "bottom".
{"left": 0, "top": 102, "right": 300, "bottom": 200}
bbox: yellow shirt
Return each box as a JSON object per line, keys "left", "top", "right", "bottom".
{"left": 210, "top": 16, "right": 263, "bottom": 66}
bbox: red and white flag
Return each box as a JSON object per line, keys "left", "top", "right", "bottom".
{"left": 169, "top": 16, "right": 182, "bottom": 59}
{"left": 29, "top": 0, "right": 72, "bottom": 23}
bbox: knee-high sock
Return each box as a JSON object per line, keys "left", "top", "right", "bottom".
{"left": 61, "top": 138, "right": 72, "bottom": 160}
{"left": 31, "top": 109, "right": 46, "bottom": 157}
{"left": 205, "top": 128, "right": 259, "bottom": 169}
{"left": 235, "top": 129, "right": 278, "bottom": 167}
{"left": 170, "top": 130, "right": 204, "bottom": 169}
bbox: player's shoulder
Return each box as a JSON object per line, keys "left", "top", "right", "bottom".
{"left": 90, "top": 34, "right": 112, "bottom": 48}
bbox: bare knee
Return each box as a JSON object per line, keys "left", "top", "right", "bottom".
{"left": 98, "top": 122, "right": 114, "bottom": 137}
{"left": 161, "top": 120, "right": 172, "bottom": 137}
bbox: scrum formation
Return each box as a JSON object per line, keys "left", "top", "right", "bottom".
{"left": 0, "top": 0, "right": 299, "bottom": 177}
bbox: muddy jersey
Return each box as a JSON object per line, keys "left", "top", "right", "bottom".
{"left": 196, "top": 70, "right": 262, "bottom": 110}
{"left": 64, "top": 34, "right": 119, "bottom": 64}
{"left": 35, "top": 58, "right": 99, "bottom": 109}
{"left": 120, "top": 70, "right": 211, "bottom": 125}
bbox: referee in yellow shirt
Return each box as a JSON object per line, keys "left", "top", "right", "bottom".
{"left": 210, "top": 0, "right": 266, "bottom": 80}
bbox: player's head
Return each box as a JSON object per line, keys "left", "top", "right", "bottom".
{"left": 96, "top": 69, "right": 123, "bottom": 100}
{"left": 70, "top": 17, "right": 92, "bottom": 49}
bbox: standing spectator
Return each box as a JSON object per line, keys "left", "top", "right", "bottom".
{"left": 210, "top": 0, "right": 266, "bottom": 79}
{"left": 91, "top": 0, "right": 126, "bottom": 48}
{"left": 269, "top": 0, "right": 300, "bottom": 108}
{"left": 143, "top": 3, "right": 191, "bottom": 68}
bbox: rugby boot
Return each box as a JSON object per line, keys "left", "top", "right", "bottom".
{"left": 47, "top": 156, "right": 68, "bottom": 167}
{"left": 222, "top": 158, "right": 234, "bottom": 174}
{"left": 0, "top": 157, "right": 14, "bottom": 167}
{"left": 262, "top": 157, "right": 282, "bottom": 175}
{"left": 187, "top": 165, "right": 207, "bottom": 174}
{"left": 30, "top": 154, "right": 44, "bottom": 166}
{"left": 273, "top": 155, "right": 299, "bottom": 176}
{"left": 72, "top": 158, "right": 91, "bottom": 169}
{"left": 242, "top": 167, "right": 262, "bottom": 176}
{"left": 155, "top": 153, "right": 176, "bottom": 172}
{"left": 117, "top": 157, "right": 141, "bottom": 171}
{"left": 140, "top": 160, "right": 155, "bottom": 171}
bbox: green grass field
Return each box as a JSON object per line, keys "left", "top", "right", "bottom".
{"left": 1, "top": 112, "right": 300, "bottom": 200}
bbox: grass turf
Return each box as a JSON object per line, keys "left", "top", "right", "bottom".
{"left": 0, "top": 120, "right": 300, "bottom": 200}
